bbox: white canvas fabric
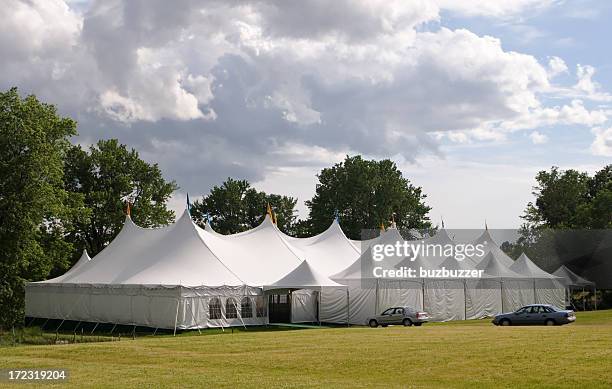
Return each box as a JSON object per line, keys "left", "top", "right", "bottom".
{"left": 282, "top": 220, "right": 360, "bottom": 276}
{"left": 471, "top": 229, "right": 515, "bottom": 268}
{"left": 264, "top": 261, "right": 346, "bottom": 290}
{"left": 552, "top": 265, "right": 595, "bottom": 287}
{"left": 510, "top": 253, "right": 565, "bottom": 307}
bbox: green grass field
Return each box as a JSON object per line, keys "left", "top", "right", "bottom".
{"left": 1, "top": 310, "right": 612, "bottom": 388}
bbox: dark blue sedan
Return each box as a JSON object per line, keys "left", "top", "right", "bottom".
{"left": 492, "top": 304, "right": 576, "bottom": 326}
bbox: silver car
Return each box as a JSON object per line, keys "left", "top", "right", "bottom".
{"left": 492, "top": 304, "right": 576, "bottom": 326}
{"left": 367, "top": 306, "right": 430, "bottom": 327}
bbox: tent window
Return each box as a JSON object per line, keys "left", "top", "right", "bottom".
{"left": 255, "top": 296, "right": 267, "bottom": 317}
{"left": 226, "top": 297, "right": 238, "bottom": 319}
{"left": 241, "top": 297, "right": 253, "bottom": 318}
{"left": 209, "top": 297, "right": 222, "bottom": 320}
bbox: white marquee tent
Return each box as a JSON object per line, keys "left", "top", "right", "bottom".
{"left": 26, "top": 210, "right": 567, "bottom": 330}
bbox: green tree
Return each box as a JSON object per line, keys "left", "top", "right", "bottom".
{"left": 64, "top": 139, "right": 178, "bottom": 256}
{"left": 0, "top": 88, "right": 85, "bottom": 328}
{"left": 523, "top": 165, "right": 611, "bottom": 229}
{"left": 305, "top": 155, "right": 431, "bottom": 239}
{"left": 190, "top": 178, "right": 297, "bottom": 234}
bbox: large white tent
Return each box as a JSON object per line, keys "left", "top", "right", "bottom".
{"left": 26, "top": 210, "right": 567, "bottom": 329}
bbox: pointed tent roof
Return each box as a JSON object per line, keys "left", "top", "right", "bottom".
{"left": 510, "top": 253, "right": 559, "bottom": 279}
{"left": 471, "top": 229, "right": 515, "bottom": 268}
{"left": 264, "top": 260, "right": 346, "bottom": 290}
{"left": 42, "top": 249, "right": 92, "bottom": 283}
{"left": 330, "top": 245, "right": 379, "bottom": 280}
{"left": 425, "top": 228, "right": 454, "bottom": 246}
{"left": 439, "top": 255, "right": 476, "bottom": 271}
{"left": 47, "top": 211, "right": 244, "bottom": 286}
{"left": 331, "top": 229, "right": 407, "bottom": 280}
{"left": 476, "top": 252, "right": 522, "bottom": 278}
{"left": 281, "top": 219, "right": 360, "bottom": 276}
{"left": 196, "top": 214, "right": 305, "bottom": 285}
{"left": 552, "top": 265, "right": 595, "bottom": 287}
{"left": 395, "top": 253, "right": 436, "bottom": 271}
{"left": 472, "top": 229, "right": 495, "bottom": 246}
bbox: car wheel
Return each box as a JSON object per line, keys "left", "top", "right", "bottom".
{"left": 368, "top": 319, "right": 378, "bottom": 328}
{"left": 545, "top": 319, "right": 556, "bottom": 326}
{"left": 499, "top": 319, "right": 511, "bottom": 326}
{"left": 413, "top": 322, "right": 423, "bottom": 327}
{"left": 402, "top": 318, "right": 413, "bottom": 327}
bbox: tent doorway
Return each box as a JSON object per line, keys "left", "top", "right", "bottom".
{"left": 268, "top": 293, "right": 291, "bottom": 323}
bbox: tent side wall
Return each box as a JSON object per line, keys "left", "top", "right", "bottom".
{"left": 26, "top": 283, "right": 267, "bottom": 329}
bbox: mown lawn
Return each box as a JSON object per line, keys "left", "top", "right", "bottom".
{"left": 1, "top": 310, "right": 612, "bottom": 388}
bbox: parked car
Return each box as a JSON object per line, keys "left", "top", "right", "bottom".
{"left": 367, "top": 306, "right": 430, "bottom": 327}
{"left": 492, "top": 304, "right": 576, "bottom": 326}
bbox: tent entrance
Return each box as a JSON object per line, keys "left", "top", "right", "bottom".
{"left": 268, "top": 293, "right": 291, "bottom": 323}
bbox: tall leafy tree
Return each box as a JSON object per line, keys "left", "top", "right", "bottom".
{"left": 305, "top": 155, "right": 431, "bottom": 239}
{"left": 190, "top": 178, "right": 297, "bottom": 234}
{"left": 0, "top": 88, "right": 85, "bottom": 328}
{"left": 523, "top": 165, "right": 611, "bottom": 229}
{"left": 64, "top": 139, "right": 178, "bottom": 256}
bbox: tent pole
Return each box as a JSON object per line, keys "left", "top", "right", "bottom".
{"left": 346, "top": 289, "right": 350, "bottom": 327}
{"left": 233, "top": 297, "right": 247, "bottom": 330}
{"left": 500, "top": 280, "right": 504, "bottom": 313}
{"left": 582, "top": 287, "right": 585, "bottom": 311}
{"left": 421, "top": 280, "right": 425, "bottom": 312}
{"left": 318, "top": 290, "right": 321, "bottom": 327}
{"left": 187, "top": 299, "right": 201, "bottom": 334}
{"left": 594, "top": 287, "right": 597, "bottom": 310}
{"left": 463, "top": 280, "right": 467, "bottom": 321}
{"left": 173, "top": 296, "right": 180, "bottom": 337}
{"left": 375, "top": 279, "right": 380, "bottom": 315}
{"left": 90, "top": 322, "right": 99, "bottom": 335}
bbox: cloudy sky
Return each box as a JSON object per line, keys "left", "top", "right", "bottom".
{"left": 2, "top": 0, "right": 611, "bottom": 228}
